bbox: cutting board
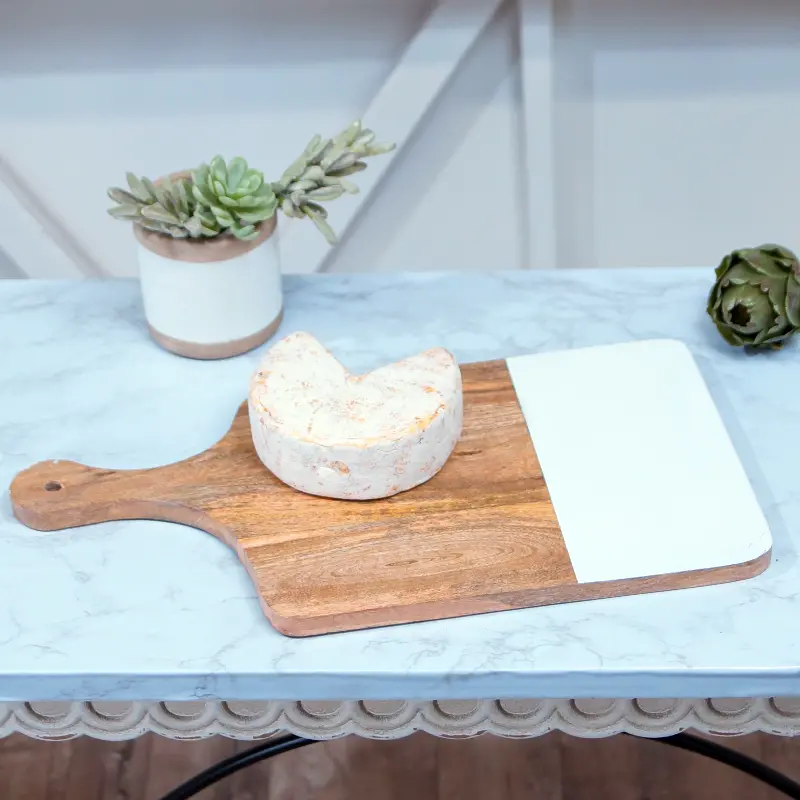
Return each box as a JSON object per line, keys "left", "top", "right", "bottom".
{"left": 9, "top": 339, "right": 772, "bottom": 637}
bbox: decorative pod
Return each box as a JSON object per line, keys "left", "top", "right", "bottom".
{"left": 707, "top": 244, "right": 800, "bottom": 350}
{"left": 105, "top": 121, "right": 395, "bottom": 359}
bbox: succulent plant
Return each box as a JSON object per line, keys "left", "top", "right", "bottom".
{"left": 107, "top": 172, "right": 218, "bottom": 239}
{"left": 191, "top": 156, "right": 278, "bottom": 241}
{"left": 272, "top": 120, "right": 396, "bottom": 244}
{"left": 107, "top": 121, "right": 394, "bottom": 246}
{"left": 707, "top": 244, "right": 800, "bottom": 350}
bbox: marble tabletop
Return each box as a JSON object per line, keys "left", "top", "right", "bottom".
{"left": 2, "top": 270, "right": 799, "bottom": 703}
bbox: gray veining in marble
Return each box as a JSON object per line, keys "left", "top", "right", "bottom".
{"left": 1, "top": 270, "right": 799, "bottom": 702}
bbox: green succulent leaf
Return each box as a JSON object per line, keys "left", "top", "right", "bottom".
{"left": 141, "top": 204, "right": 180, "bottom": 224}
{"left": 322, "top": 176, "right": 359, "bottom": 194}
{"left": 307, "top": 139, "right": 329, "bottom": 164}
{"left": 304, "top": 205, "right": 337, "bottom": 245}
{"left": 175, "top": 178, "right": 189, "bottom": 205}
{"left": 306, "top": 185, "right": 344, "bottom": 202}
{"left": 286, "top": 178, "right": 318, "bottom": 193}
{"left": 210, "top": 155, "right": 228, "bottom": 183}
{"left": 192, "top": 164, "right": 209, "bottom": 187}
{"left": 328, "top": 161, "right": 368, "bottom": 177}
{"left": 279, "top": 155, "right": 308, "bottom": 186}
{"left": 245, "top": 171, "right": 263, "bottom": 191}
{"left": 229, "top": 220, "right": 258, "bottom": 240}
{"left": 107, "top": 204, "right": 141, "bottom": 219}
{"left": 210, "top": 206, "right": 235, "bottom": 227}
{"left": 321, "top": 143, "right": 347, "bottom": 171}
{"left": 226, "top": 157, "right": 248, "bottom": 192}
{"left": 191, "top": 183, "right": 217, "bottom": 208}
{"left": 237, "top": 209, "right": 274, "bottom": 224}
{"left": 108, "top": 187, "right": 140, "bottom": 205}
{"left": 235, "top": 195, "right": 268, "bottom": 209}
{"left": 303, "top": 134, "right": 322, "bottom": 156}
{"left": 365, "top": 142, "right": 396, "bottom": 156}
{"left": 141, "top": 177, "right": 159, "bottom": 201}
{"left": 355, "top": 129, "right": 375, "bottom": 145}
{"left": 302, "top": 201, "right": 328, "bottom": 218}
{"left": 125, "top": 173, "right": 153, "bottom": 202}
{"left": 328, "top": 152, "right": 358, "bottom": 172}
{"left": 281, "top": 196, "right": 301, "bottom": 218}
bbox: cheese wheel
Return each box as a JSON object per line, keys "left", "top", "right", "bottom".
{"left": 248, "top": 331, "right": 463, "bottom": 500}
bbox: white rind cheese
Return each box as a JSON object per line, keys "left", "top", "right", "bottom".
{"left": 248, "top": 331, "right": 463, "bottom": 500}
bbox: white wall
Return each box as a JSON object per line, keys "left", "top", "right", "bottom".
{"left": 2, "top": 0, "right": 800, "bottom": 277}
{"left": 553, "top": 0, "right": 800, "bottom": 270}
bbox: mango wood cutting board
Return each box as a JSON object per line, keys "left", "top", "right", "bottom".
{"left": 10, "top": 339, "right": 772, "bottom": 637}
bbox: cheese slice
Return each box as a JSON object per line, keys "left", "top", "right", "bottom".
{"left": 248, "top": 331, "right": 463, "bottom": 500}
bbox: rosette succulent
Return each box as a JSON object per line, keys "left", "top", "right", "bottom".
{"left": 707, "top": 244, "right": 800, "bottom": 350}
{"left": 106, "top": 120, "right": 395, "bottom": 245}
{"left": 191, "top": 156, "right": 278, "bottom": 241}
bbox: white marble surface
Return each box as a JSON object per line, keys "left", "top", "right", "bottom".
{"left": 1, "top": 270, "right": 799, "bottom": 702}
{"left": 507, "top": 340, "right": 772, "bottom": 583}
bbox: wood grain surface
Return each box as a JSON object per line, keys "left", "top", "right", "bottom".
{"left": 9, "top": 359, "right": 770, "bottom": 637}
{"left": 2, "top": 731, "right": 797, "bottom": 800}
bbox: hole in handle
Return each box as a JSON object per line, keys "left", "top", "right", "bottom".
{"left": 44, "top": 481, "right": 63, "bottom": 492}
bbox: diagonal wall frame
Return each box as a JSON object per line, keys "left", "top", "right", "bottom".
{"left": 0, "top": 0, "right": 559, "bottom": 277}
{"left": 0, "top": 157, "right": 106, "bottom": 278}
{"left": 277, "top": 0, "right": 509, "bottom": 274}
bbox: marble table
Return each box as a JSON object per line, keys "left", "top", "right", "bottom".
{"left": 2, "top": 270, "right": 800, "bottom": 742}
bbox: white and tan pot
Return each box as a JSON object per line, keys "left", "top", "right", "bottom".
{"left": 134, "top": 213, "right": 283, "bottom": 360}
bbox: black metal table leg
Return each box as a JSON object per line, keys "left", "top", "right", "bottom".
{"left": 158, "top": 730, "right": 800, "bottom": 800}
{"left": 158, "top": 734, "right": 316, "bottom": 800}
{"left": 632, "top": 732, "right": 800, "bottom": 799}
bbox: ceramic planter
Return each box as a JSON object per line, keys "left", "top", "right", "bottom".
{"left": 134, "top": 212, "right": 282, "bottom": 360}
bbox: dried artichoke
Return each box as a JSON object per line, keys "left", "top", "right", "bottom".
{"left": 707, "top": 244, "right": 800, "bottom": 350}
{"left": 191, "top": 156, "right": 278, "bottom": 241}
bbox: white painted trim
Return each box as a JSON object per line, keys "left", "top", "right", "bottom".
{"left": 0, "top": 157, "right": 105, "bottom": 278}
{"left": 517, "top": 0, "right": 556, "bottom": 269}
{"left": 277, "top": 0, "right": 504, "bottom": 275}
{"left": 3, "top": 698, "right": 799, "bottom": 741}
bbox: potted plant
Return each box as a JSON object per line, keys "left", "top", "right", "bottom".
{"left": 106, "top": 120, "right": 395, "bottom": 359}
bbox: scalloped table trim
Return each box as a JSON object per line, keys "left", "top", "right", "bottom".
{"left": 3, "top": 698, "right": 800, "bottom": 741}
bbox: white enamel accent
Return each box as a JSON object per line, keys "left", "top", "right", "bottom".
{"left": 507, "top": 339, "right": 772, "bottom": 584}
{"left": 136, "top": 236, "right": 282, "bottom": 345}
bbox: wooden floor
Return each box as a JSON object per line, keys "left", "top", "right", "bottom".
{"left": 1, "top": 731, "right": 799, "bottom": 799}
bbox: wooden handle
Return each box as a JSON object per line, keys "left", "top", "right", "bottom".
{"left": 9, "top": 458, "right": 198, "bottom": 532}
